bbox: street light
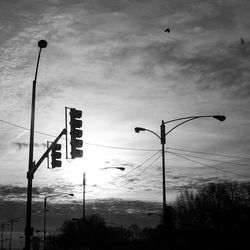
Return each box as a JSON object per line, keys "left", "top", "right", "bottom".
{"left": 25, "top": 40, "right": 47, "bottom": 250}
{"left": 134, "top": 115, "right": 226, "bottom": 226}
{"left": 43, "top": 193, "right": 74, "bottom": 250}
{"left": 100, "top": 167, "right": 125, "bottom": 171}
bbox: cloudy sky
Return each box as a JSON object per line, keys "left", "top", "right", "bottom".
{"left": 0, "top": 0, "right": 250, "bottom": 213}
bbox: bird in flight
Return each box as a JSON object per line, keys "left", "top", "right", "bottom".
{"left": 165, "top": 28, "right": 170, "bottom": 33}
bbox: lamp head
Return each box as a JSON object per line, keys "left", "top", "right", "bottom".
{"left": 134, "top": 127, "right": 146, "bottom": 133}
{"left": 213, "top": 115, "right": 226, "bottom": 122}
{"left": 38, "top": 40, "right": 47, "bottom": 48}
{"left": 117, "top": 167, "right": 125, "bottom": 171}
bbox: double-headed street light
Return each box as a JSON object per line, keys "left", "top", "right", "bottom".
{"left": 135, "top": 115, "right": 226, "bottom": 226}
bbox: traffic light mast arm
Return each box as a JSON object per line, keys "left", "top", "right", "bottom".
{"left": 27, "top": 129, "right": 66, "bottom": 178}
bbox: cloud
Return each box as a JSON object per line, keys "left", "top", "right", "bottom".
{"left": 0, "top": 198, "right": 162, "bottom": 229}
{"left": 0, "top": 0, "right": 250, "bottom": 205}
{"left": 12, "top": 142, "right": 47, "bottom": 149}
{"left": 0, "top": 185, "right": 56, "bottom": 201}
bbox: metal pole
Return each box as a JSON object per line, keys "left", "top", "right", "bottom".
{"left": 1, "top": 222, "right": 4, "bottom": 250}
{"left": 65, "top": 107, "right": 68, "bottom": 159}
{"left": 47, "top": 142, "right": 50, "bottom": 168}
{"left": 161, "top": 120, "right": 166, "bottom": 226}
{"left": 83, "top": 172, "right": 86, "bottom": 220}
{"left": 25, "top": 40, "right": 47, "bottom": 250}
{"left": 24, "top": 76, "right": 37, "bottom": 250}
{"left": 9, "top": 220, "right": 13, "bottom": 250}
{"left": 44, "top": 196, "right": 46, "bottom": 250}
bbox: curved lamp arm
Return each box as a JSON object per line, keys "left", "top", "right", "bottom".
{"left": 134, "top": 127, "right": 161, "bottom": 140}
{"left": 164, "top": 115, "right": 226, "bottom": 125}
{"left": 165, "top": 118, "right": 197, "bottom": 136}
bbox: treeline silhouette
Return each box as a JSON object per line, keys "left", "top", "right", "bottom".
{"left": 40, "top": 181, "right": 250, "bottom": 250}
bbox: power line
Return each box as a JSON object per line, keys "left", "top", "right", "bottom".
{"left": 119, "top": 153, "right": 161, "bottom": 187}
{"left": 135, "top": 154, "right": 161, "bottom": 178}
{"left": 0, "top": 119, "right": 57, "bottom": 138}
{"left": 168, "top": 151, "right": 250, "bottom": 179}
{"left": 168, "top": 147, "right": 250, "bottom": 160}
{"left": 83, "top": 142, "right": 159, "bottom": 152}
{"left": 1, "top": 118, "right": 250, "bottom": 159}
{"left": 167, "top": 150, "right": 250, "bottom": 167}
{"left": 113, "top": 150, "right": 161, "bottom": 180}
{"left": 0, "top": 119, "right": 159, "bottom": 152}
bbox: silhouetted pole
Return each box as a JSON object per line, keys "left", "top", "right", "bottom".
{"left": 8, "top": 219, "right": 16, "bottom": 250}
{"left": 83, "top": 172, "right": 86, "bottom": 220}
{"left": 0, "top": 222, "right": 4, "bottom": 250}
{"left": 43, "top": 196, "right": 47, "bottom": 250}
{"left": 135, "top": 115, "right": 226, "bottom": 226}
{"left": 160, "top": 121, "right": 167, "bottom": 223}
{"left": 43, "top": 193, "right": 73, "bottom": 250}
{"left": 24, "top": 40, "right": 47, "bottom": 250}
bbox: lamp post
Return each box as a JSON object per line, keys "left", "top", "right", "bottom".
{"left": 135, "top": 115, "right": 226, "bottom": 225}
{"left": 43, "top": 193, "right": 74, "bottom": 250}
{"left": 25, "top": 40, "right": 47, "bottom": 250}
{"left": 82, "top": 167, "right": 125, "bottom": 220}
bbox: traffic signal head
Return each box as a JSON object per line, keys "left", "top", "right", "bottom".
{"left": 51, "top": 143, "right": 62, "bottom": 168}
{"left": 70, "top": 108, "right": 83, "bottom": 159}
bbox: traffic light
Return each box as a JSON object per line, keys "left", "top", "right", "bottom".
{"left": 51, "top": 143, "right": 62, "bottom": 168}
{"left": 70, "top": 108, "right": 83, "bottom": 159}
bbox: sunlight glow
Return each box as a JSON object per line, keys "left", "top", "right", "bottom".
{"left": 61, "top": 146, "right": 124, "bottom": 188}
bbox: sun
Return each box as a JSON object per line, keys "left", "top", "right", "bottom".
{"left": 61, "top": 146, "right": 122, "bottom": 187}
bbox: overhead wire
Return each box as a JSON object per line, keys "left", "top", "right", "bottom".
{"left": 135, "top": 154, "right": 161, "bottom": 178}
{"left": 168, "top": 151, "right": 250, "bottom": 179}
{"left": 167, "top": 146, "right": 250, "bottom": 160}
{"left": 167, "top": 150, "right": 250, "bottom": 167}
{"left": 112, "top": 150, "right": 161, "bottom": 180}
{"left": 94, "top": 151, "right": 161, "bottom": 192}
{"left": 0, "top": 119, "right": 159, "bottom": 152}
{"left": 1, "top": 118, "right": 249, "bottom": 159}
{"left": 118, "top": 153, "right": 162, "bottom": 187}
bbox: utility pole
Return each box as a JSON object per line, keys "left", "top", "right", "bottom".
{"left": 83, "top": 172, "right": 86, "bottom": 220}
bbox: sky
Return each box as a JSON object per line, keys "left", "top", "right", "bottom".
{"left": 1, "top": 0, "right": 250, "bottom": 224}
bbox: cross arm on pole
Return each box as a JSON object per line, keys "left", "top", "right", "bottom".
{"left": 27, "top": 128, "right": 66, "bottom": 179}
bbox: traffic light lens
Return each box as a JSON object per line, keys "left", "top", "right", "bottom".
{"left": 70, "top": 120, "right": 82, "bottom": 128}
{"left": 70, "top": 109, "right": 82, "bottom": 119}
{"left": 55, "top": 144, "right": 62, "bottom": 150}
{"left": 52, "top": 160, "right": 62, "bottom": 168}
{"left": 71, "top": 149, "right": 83, "bottom": 158}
